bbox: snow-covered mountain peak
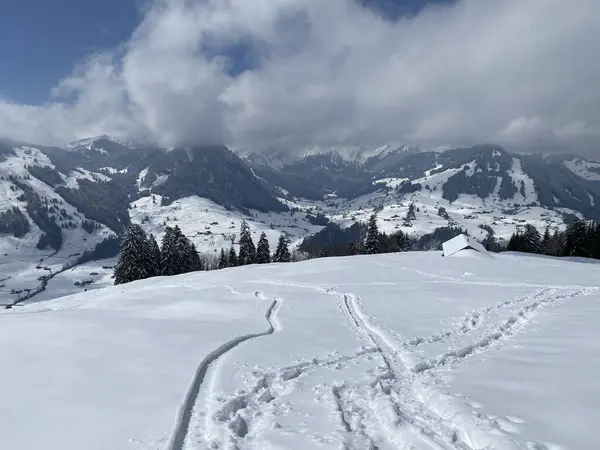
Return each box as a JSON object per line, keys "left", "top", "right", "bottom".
{"left": 298, "top": 144, "right": 420, "bottom": 166}
{"left": 65, "top": 135, "right": 152, "bottom": 152}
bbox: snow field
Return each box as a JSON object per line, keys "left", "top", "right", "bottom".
{"left": 2, "top": 251, "right": 599, "bottom": 449}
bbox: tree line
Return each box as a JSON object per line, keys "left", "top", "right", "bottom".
{"left": 114, "top": 220, "right": 293, "bottom": 285}
{"left": 506, "top": 220, "right": 600, "bottom": 259}
{"left": 114, "top": 214, "right": 600, "bottom": 286}
{"left": 299, "top": 214, "right": 475, "bottom": 257}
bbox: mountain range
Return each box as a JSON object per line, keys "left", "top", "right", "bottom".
{"left": 2, "top": 135, "right": 600, "bottom": 272}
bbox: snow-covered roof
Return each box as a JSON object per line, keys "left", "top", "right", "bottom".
{"left": 442, "top": 233, "right": 489, "bottom": 257}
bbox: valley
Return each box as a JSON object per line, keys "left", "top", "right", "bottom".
{"left": 0, "top": 137, "right": 598, "bottom": 304}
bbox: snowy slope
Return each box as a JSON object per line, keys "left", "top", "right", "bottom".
{"left": 0, "top": 147, "right": 115, "bottom": 305}
{"left": 563, "top": 157, "right": 600, "bottom": 181}
{"left": 1, "top": 252, "right": 599, "bottom": 449}
{"left": 129, "top": 195, "right": 323, "bottom": 254}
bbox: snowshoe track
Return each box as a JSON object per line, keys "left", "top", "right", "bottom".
{"left": 268, "top": 279, "right": 594, "bottom": 449}
{"left": 335, "top": 286, "right": 596, "bottom": 450}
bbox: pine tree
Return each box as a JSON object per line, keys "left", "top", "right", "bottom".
{"left": 218, "top": 248, "right": 228, "bottom": 269}
{"left": 228, "top": 246, "right": 238, "bottom": 267}
{"left": 114, "top": 224, "right": 153, "bottom": 285}
{"left": 364, "top": 214, "right": 380, "bottom": 254}
{"left": 256, "top": 232, "right": 271, "bottom": 264}
{"left": 273, "top": 234, "right": 291, "bottom": 262}
{"left": 238, "top": 220, "right": 256, "bottom": 265}
{"left": 148, "top": 233, "right": 161, "bottom": 276}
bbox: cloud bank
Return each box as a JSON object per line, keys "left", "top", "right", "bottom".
{"left": 1, "top": 0, "right": 599, "bottom": 156}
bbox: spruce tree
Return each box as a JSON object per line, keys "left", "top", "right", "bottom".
{"left": 160, "top": 226, "right": 181, "bottom": 276}
{"left": 507, "top": 231, "right": 524, "bottom": 252}
{"left": 394, "top": 230, "right": 409, "bottom": 252}
{"left": 591, "top": 222, "right": 600, "bottom": 259}
{"left": 364, "top": 214, "right": 381, "bottom": 254}
{"left": 228, "top": 246, "right": 238, "bottom": 267}
{"left": 148, "top": 233, "right": 161, "bottom": 276}
{"left": 563, "top": 220, "right": 589, "bottom": 257}
{"left": 114, "top": 224, "right": 153, "bottom": 285}
{"left": 169, "top": 225, "right": 201, "bottom": 273}
{"left": 189, "top": 242, "right": 203, "bottom": 271}
{"left": 218, "top": 248, "right": 228, "bottom": 269}
{"left": 549, "top": 229, "right": 564, "bottom": 256}
{"left": 273, "top": 233, "right": 291, "bottom": 262}
{"left": 522, "top": 224, "right": 542, "bottom": 254}
{"left": 238, "top": 220, "right": 256, "bottom": 265}
{"left": 541, "top": 227, "right": 551, "bottom": 252}
{"left": 256, "top": 232, "right": 271, "bottom": 264}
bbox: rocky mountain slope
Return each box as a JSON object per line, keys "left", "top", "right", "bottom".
{"left": 1, "top": 136, "right": 599, "bottom": 303}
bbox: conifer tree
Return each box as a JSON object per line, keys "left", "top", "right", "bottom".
{"left": 256, "top": 232, "right": 271, "bottom": 264}
{"left": 541, "top": 227, "right": 551, "bottom": 250}
{"left": 114, "top": 224, "right": 153, "bottom": 285}
{"left": 228, "top": 246, "right": 238, "bottom": 267}
{"left": 170, "top": 225, "right": 201, "bottom": 272}
{"left": 189, "top": 242, "right": 203, "bottom": 271}
{"left": 273, "top": 233, "right": 291, "bottom": 262}
{"left": 364, "top": 214, "right": 381, "bottom": 254}
{"left": 506, "top": 231, "right": 524, "bottom": 252}
{"left": 160, "top": 226, "right": 181, "bottom": 276}
{"left": 218, "top": 248, "right": 228, "bottom": 269}
{"left": 590, "top": 222, "right": 600, "bottom": 259}
{"left": 148, "top": 233, "right": 161, "bottom": 276}
{"left": 394, "top": 230, "right": 410, "bottom": 252}
{"left": 563, "top": 220, "right": 589, "bottom": 257}
{"left": 238, "top": 220, "right": 256, "bottom": 265}
{"left": 547, "top": 229, "right": 564, "bottom": 256}
{"left": 521, "top": 224, "right": 542, "bottom": 254}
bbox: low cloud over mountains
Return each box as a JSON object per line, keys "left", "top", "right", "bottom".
{"left": 1, "top": 0, "right": 599, "bottom": 157}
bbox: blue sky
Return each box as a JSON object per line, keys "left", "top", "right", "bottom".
{"left": 0, "top": 0, "right": 140, "bottom": 104}
{"left": 0, "top": 0, "right": 454, "bottom": 105}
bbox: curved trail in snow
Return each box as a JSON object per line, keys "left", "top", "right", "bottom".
{"left": 165, "top": 297, "right": 281, "bottom": 450}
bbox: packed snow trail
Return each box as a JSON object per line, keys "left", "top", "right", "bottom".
{"left": 166, "top": 297, "right": 281, "bottom": 450}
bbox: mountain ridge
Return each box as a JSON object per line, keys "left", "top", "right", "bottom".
{"left": 1, "top": 137, "right": 599, "bottom": 259}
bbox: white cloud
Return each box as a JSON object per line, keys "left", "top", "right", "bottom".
{"left": 1, "top": 0, "right": 599, "bottom": 156}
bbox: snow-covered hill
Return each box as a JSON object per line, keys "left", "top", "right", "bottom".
{"left": 1, "top": 251, "right": 599, "bottom": 449}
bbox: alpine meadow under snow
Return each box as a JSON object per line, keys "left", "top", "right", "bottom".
{"left": 1, "top": 251, "right": 599, "bottom": 450}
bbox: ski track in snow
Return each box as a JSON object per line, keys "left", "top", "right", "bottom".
{"left": 189, "top": 342, "right": 379, "bottom": 448}
{"left": 166, "top": 295, "right": 281, "bottom": 450}
{"left": 163, "top": 276, "right": 596, "bottom": 450}
{"left": 251, "top": 278, "right": 595, "bottom": 449}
